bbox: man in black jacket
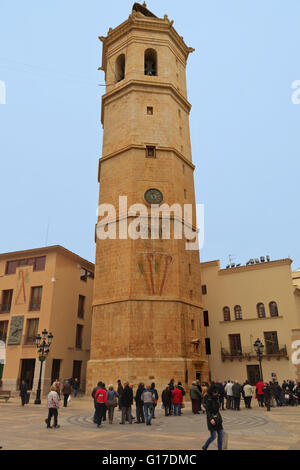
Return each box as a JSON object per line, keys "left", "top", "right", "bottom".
{"left": 20, "top": 380, "right": 28, "bottom": 406}
{"left": 135, "top": 383, "right": 145, "bottom": 423}
{"left": 120, "top": 382, "right": 133, "bottom": 424}
{"left": 162, "top": 385, "right": 172, "bottom": 416}
{"left": 232, "top": 381, "right": 242, "bottom": 411}
{"left": 216, "top": 381, "right": 225, "bottom": 411}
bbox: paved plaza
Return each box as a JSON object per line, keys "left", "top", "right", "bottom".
{"left": 1, "top": 395, "right": 300, "bottom": 450}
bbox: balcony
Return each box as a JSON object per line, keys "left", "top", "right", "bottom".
{"left": 221, "top": 345, "right": 288, "bottom": 362}
{"left": 29, "top": 303, "right": 41, "bottom": 312}
{"left": 0, "top": 304, "right": 11, "bottom": 313}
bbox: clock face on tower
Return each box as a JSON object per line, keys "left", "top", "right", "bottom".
{"left": 144, "top": 188, "right": 163, "bottom": 205}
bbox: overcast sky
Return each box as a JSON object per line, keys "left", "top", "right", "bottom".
{"left": 0, "top": 0, "right": 300, "bottom": 269}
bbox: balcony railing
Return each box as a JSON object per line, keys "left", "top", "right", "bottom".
{"left": 29, "top": 302, "right": 41, "bottom": 311}
{"left": 221, "top": 345, "right": 288, "bottom": 361}
{"left": 0, "top": 304, "right": 11, "bottom": 313}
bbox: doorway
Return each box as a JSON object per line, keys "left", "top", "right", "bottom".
{"left": 72, "top": 360, "right": 82, "bottom": 382}
{"left": 20, "top": 359, "right": 36, "bottom": 390}
{"left": 51, "top": 359, "right": 61, "bottom": 384}
{"left": 247, "top": 365, "right": 260, "bottom": 386}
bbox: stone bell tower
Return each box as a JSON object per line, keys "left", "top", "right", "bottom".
{"left": 86, "top": 2, "right": 209, "bottom": 392}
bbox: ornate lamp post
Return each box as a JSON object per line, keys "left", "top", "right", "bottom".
{"left": 34, "top": 329, "right": 53, "bottom": 404}
{"left": 253, "top": 338, "right": 264, "bottom": 382}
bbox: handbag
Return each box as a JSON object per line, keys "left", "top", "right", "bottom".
{"left": 181, "top": 402, "right": 185, "bottom": 408}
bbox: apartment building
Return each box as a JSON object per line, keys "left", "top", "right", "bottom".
{"left": 200, "top": 258, "right": 300, "bottom": 384}
{"left": 0, "top": 246, "right": 94, "bottom": 395}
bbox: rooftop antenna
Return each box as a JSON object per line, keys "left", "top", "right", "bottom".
{"left": 228, "top": 254, "right": 236, "bottom": 266}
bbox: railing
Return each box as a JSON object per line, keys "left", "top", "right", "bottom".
{"left": 0, "top": 304, "right": 11, "bottom": 313}
{"left": 24, "top": 336, "right": 36, "bottom": 346}
{"left": 29, "top": 302, "right": 41, "bottom": 311}
{"left": 221, "top": 345, "right": 288, "bottom": 361}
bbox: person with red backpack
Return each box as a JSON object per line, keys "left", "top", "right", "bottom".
{"left": 94, "top": 382, "right": 107, "bottom": 428}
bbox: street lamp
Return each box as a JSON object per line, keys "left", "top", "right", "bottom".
{"left": 34, "top": 329, "right": 53, "bottom": 404}
{"left": 253, "top": 338, "right": 264, "bottom": 382}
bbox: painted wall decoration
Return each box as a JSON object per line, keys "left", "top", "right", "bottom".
{"left": 137, "top": 252, "right": 173, "bottom": 295}
{"left": 7, "top": 316, "right": 24, "bottom": 345}
{"left": 15, "top": 269, "right": 30, "bottom": 305}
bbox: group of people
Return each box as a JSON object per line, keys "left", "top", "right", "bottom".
{"left": 91, "top": 381, "right": 161, "bottom": 428}
{"left": 90, "top": 379, "right": 193, "bottom": 428}
{"left": 217, "top": 378, "right": 300, "bottom": 412}
{"left": 39, "top": 374, "right": 300, "bottom": 449}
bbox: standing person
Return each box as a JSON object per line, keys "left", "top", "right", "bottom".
{"left": 141, "top": 385, "right": 155, "bottom": 426}
{"left": 102, "top": 383, "right": 107, "bottom": 421}
{"left": 62, "top": 380, "right": 72, "bottom": 408}
{"left": 190, "top": 381, "right": 201, "bottom": 414}
{"left": 162, "top": 385, "right": 172, "bottom": 416}
{"left": 256, "top": 380, "right": 264, "bottom": 407}
{"left": 225, "top": 381, "right": 233, "bottom": 409}
{"left": 94, "top": 382, "right": 107, "bottom": 428}
{"left": 45, "top": 386, "right": 60, "bottom": 429}
{"left": 117, "top": 380, "right": 123, "bottom": 411}
{"left": 202, "top": 385, "right": 224, "bottom": 451}
{"left": 196, "top": 380, "right": 204, "bottom": 413}
{"left": 243, "top": 381, "right": 253, "bottom": 409}
{"left": 52, "top": 378, "right": 62, "bottom": 398}
{"left": 129, "top": 384, "right": 135, "bottom": 420}
{"left": 288, "top": 380, "right": 295, "bottom": 391}
{"left": 20, "top": 380, "right": 28, "bottom": 406}
{"left": 294, "top": 382, "right": 300, "bottom": 405}
{"left": 150, "top": 383, "right": 159, "bottom": 418}
{"left": 120, "top": 382, "right": 133, "bottom": 425}
{"left": 232, "top": 381, "right": 242, "bottom": 411}
{"left": 172, "top": 384, "right": 183, "bottom": 416}
{"left": 274, "top": 381, "right": 283, "bottom": 407}
{"left": 135, "top": 383, "right": 145, "bottom": 423}
{"left": 263, "top": 382, "right": 272, "bottom": 411}
{"left": 92, "top": 381, "right": 102, "bottom": 423}
{"left": 72, "top": 378, "right": 80, "bottom": 398}
{"left": 107, "top": 385, "right": 119, "bottom": 424}
{"left": 169, "top": 379, "right": 175, "bottom": 414}
{"left": 216, "top": 381, "right": 225, "bottom": 411}
{"left": 177, "top": 381, "right": 185, "bottom": 415}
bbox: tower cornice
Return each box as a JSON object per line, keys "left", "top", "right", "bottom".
{"left": 101, "top": 79, "right": 191, "bottom": 126}
{"left": 98, "top": 145, "right": 195, "bottom": 183}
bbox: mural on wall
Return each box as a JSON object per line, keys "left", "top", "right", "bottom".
{"left": 15, "top": 269, "right": 30, "bottom": 305}
{"left": 137, "top": 252, "right": 173, "bottom": 295}
{"left": 7, "top": 316, "right": 24, "bottom": 345}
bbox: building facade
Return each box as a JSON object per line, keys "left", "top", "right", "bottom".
{"left": 0, "top": 246, "right": 94, "bottom": 394}
{"left": 87, "top": 3, "right": 209, "bottom": 392}
{"left": 201, "top": 258, "right": 300, "bottom": 384}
